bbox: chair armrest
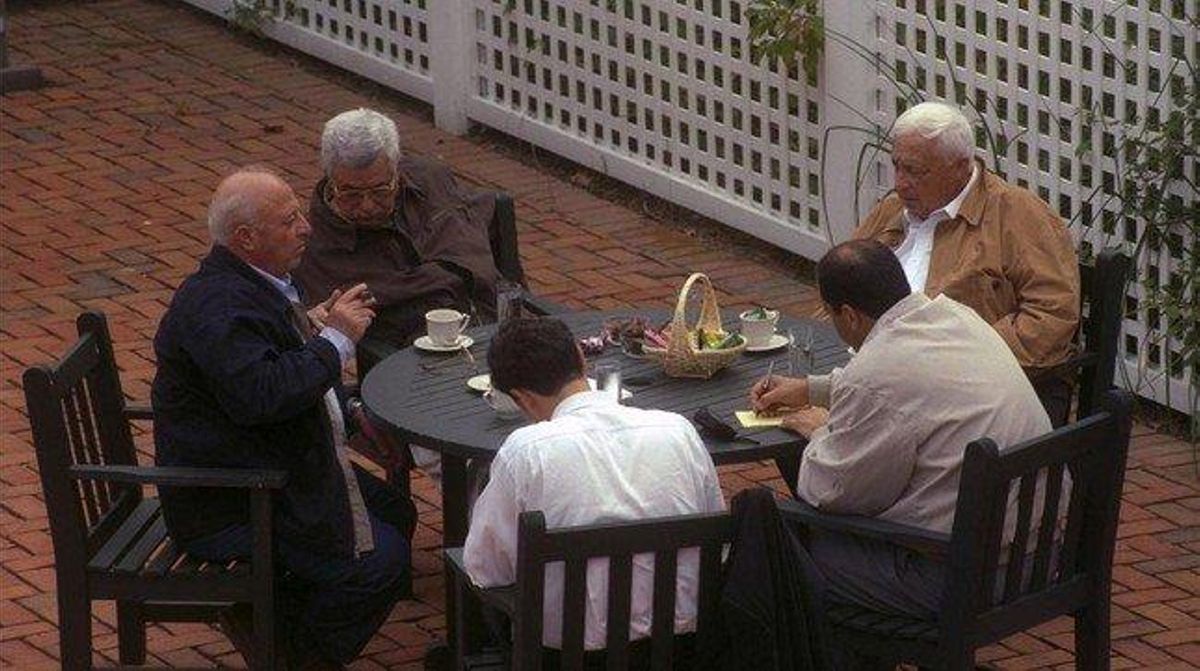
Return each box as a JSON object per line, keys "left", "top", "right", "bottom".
{"left": 444, "top": 547, "right": 517, "bottom": 616}
{"left": 123, "top": 403, "right": 154, "bottom": 421}
{"left": 777, "top": 498, "right": 951, "bottom": 560}
{"left": 69, "top": 464, "right": 288, "bottom": 489}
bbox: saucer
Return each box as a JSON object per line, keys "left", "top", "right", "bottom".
{"left": 466, "top": 373, "right": 491, "bottom": 393}
{"left": 414, "top": 335, "right": 474, "bottom": 352}
{"left": 744, "top": 333, "right": 790, "bottom": 352}
{"left": 468, "top": 374, "right": 631, "bottom": 399}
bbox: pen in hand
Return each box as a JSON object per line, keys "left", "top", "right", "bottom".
{"left": 755, "top": 360, "right": 776, "bottom": 416}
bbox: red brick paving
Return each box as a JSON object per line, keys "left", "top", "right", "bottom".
{"left": 2, "top": 2, "right": 1198, "bottom": 669}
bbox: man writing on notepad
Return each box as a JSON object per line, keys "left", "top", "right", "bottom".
{"left": 749, "top": 239, "right": 1048, "bottom": 619}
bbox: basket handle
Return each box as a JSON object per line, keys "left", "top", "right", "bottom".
{"left": 667, "top": 273, "right": 724, "bottom": 357}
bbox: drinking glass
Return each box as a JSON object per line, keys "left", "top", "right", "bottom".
{"left": 593, "top": 363, "right": 622, "bottom": 403}
{"left": 496, "top": 280, "right": 524, "bottom": 324}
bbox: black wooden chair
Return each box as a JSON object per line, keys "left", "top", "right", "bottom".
{"left": 23, "top": 312, "right": 286, "bottom": 670}
{"left": 444, "top": 510, "right": 734, "bottom": 670}
{"left": 778, "top": 389, "right": 1134, "bottom": 669}
{"left": 1032, "top": 247, "right": 1131, "bottom": 425}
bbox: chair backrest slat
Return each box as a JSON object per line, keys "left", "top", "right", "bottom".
{"left": 513, "top": 510, "right": 733, "bottom": 670}
{"left": 943, "top": 390, "right": 1133, "bottom": 640}
{"left": 604, "top": 552, "right": 634, "bottom": 670}
{"left": 1028, "top": 462, "right": 1065, "bottom": 591}
{"left": 695, "top": 542, "right": 723, "bottom": 644}
{"left": 560, "top": 557, "right": 588, "bottom": 670}
{"left": 1001, "top": 473, "right": 1038, "bottom": 602}
{"left": 649, "top": 549, "right": 679, "bottom": 669}
{"left": 61, "top": 387, "right": 102, "bottom": 527}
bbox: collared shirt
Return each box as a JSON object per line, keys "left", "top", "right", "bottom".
{"left": 854, "top": 160, "right": 1080, "bottom": 371}
{"left": 249, "top": 264, "right": 375, "bottom": 557}
{"left": 248, "top": 266, "right": 354, "bottom": 364}
{"left": 464, "top": 391, "right": 726, "bottom": 649}
{"left": 894, "top": 164, "right": 978, "bottom": 291}
{"left": 799, "top": 293, "right": 1052, "bottom": 537}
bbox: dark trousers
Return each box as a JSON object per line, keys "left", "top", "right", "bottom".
{"left": 1033, "top": 375, "right": 1073, "bottom": 428}
{"left": 184, "top": 467, "right": 412, "bottom": 664}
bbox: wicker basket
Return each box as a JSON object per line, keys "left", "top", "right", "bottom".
{"left": 644, "top": 273, "right": 746, "bottom": 378}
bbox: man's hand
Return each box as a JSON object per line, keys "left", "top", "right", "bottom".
{"left": 324, "top": 283, "right": 376, "bottom": 343}
{"left": 309, "top": 287, "right": 377, "bottom": 330}
{"left": 780, "top": 406, "right": 830, "bottom": 439}
{"left": 750, "top": 375, "right": 809, "bottom": 414}
{"left": 307, "top": 289, "right": 342, "bottom": 330}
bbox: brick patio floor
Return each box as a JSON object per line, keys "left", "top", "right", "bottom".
{"left": 2, "top": 2, "right": 1197, "bottom": 668}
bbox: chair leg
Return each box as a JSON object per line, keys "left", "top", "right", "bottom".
{"left": 58, "top": 592, "right": 93, "bottom": 671}
{"left": 252, "top": 596, "right": 277, "bottom": 670}
{"left": 116, "top": 600, "right": 146, "bottom": 664}
{"left": 1075, "top": 600, "right": 1111, "bottom": 671}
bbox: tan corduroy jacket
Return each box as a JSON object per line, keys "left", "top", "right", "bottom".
{"left": 854, "top": 160, "right": 1080, "bottom": 371}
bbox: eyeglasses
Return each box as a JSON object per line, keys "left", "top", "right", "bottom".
{"left": 326, "top": 174, "right": 399, "bottom": 208}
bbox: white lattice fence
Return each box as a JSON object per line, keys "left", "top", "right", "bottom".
{"left": 467, "top": 0, "right": 834, "bottom": 260}
{"left": 179, "top": 0, "right": 1196, "bottom": 414}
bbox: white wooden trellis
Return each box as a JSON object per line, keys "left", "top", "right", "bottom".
{"left": 181, "top": 0, "right": 1197, "bottom": 415}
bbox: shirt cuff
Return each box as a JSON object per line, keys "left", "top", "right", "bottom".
{"left": 319, "top": 327, "right": 355, "bottom": 365}
{"left": 807, "top": 374, "right": 833, "bottom": 407}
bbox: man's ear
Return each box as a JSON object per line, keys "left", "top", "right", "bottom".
{"left": 508, "top": 388, "right": 537, "bottom": 416}
{"left": 231, "top": 223, "right": 255, "bottom": 252}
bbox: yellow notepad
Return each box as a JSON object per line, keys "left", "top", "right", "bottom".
{"left": 735, "top": 410, "right": 784, "bottom": 428}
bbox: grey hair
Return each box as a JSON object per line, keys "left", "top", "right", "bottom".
{"left": 320, "top": 108, "right": 401, "bottom": 176}
{"left": 892, "top": 101, "right": 974, "bottom": 162}
{"left": 207, "top": 166, "right": 283, "bottom": 244}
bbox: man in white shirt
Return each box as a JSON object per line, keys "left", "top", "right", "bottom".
{"left": 751, "top": 240, "right": 1050, "bottom": 619}
{"left": 464, "top": 317, "right": 726, "bottom": 653}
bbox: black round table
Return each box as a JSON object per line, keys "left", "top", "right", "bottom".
{"left": 361, "top": 309, "right": 850, "bottom": 545}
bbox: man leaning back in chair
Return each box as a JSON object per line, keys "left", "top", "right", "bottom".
{"left": 294, "top": 107, "right": 501, "bottom": 348}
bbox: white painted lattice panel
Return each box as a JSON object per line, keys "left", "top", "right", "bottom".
{"left": 873, "top": 0, "right": 1197, "bottom": 412}
{"left": 466, "top": 0, "right": 831, "bottom": 260}
{"left": 185, "top": 0, "right": 434, "bottom": 102}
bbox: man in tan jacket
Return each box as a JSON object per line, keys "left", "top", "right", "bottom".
{"left": 854, "top": 101, "right": 1080, "bottom": 424}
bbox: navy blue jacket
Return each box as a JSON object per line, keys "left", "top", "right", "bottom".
{"left": 152, "top": 244, "right": 356, "bottom": 557}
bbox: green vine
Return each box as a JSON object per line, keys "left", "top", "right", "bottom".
{"left": 746, "top": 0, "right": 824, "bottom": 84}
{"left": 227, "top": 0, "right": 275, "bottom": 37}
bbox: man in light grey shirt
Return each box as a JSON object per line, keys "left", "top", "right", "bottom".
{"left": 751, "top": 240, "right": 1050, "bottom": 619}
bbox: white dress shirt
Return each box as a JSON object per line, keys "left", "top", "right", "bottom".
{"left": 894, "top": 164, "right": 978, "bottom": 291}
{"left": 464, "top": 391, "right": 726, "bottom": 649}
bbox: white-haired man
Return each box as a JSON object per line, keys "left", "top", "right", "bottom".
{"left": 854, "top": 101, "right": 1080, "bottom": 424}
{"left": 153, "top": 168, "right": 415, "bottom": 670}
{"left": 294, "top": 107, "right": 500, "bottom": 349}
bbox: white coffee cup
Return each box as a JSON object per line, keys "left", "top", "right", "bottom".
{"left": 483, "top": 389, "right": 522, "bottom": 418}
{"left": 739, "top": 308, "right": 780, "bottom": 348}
{"left": 426, "top": 309, "right": 470, "bottom": 347}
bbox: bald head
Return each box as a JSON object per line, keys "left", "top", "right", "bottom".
{"left": 207, "top": 169, "right": 290, "bottom": 245}
{"left": 207, "top": 167, "right": 310, "bottom": 278}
